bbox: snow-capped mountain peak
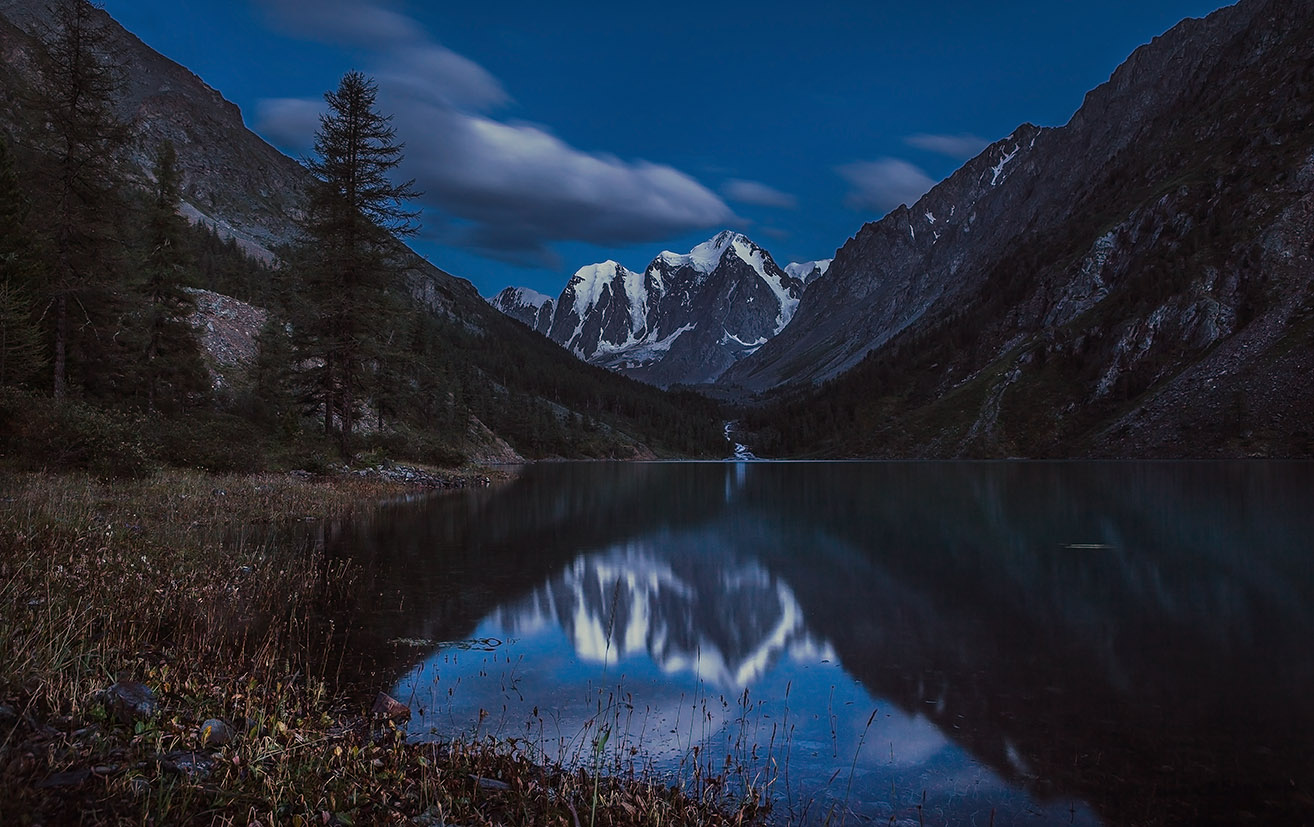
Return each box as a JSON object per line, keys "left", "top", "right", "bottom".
{"left": 491, "top": 231, "right": 817, "bottom": 388}
{"left": 659, "top": 229, "right": 751, "bottom": 274}
{"left": 490, "top": 286, "right": 552, "bottom": 310}
{"left": 569, "top": 260, "right": 642, "bottom": 318}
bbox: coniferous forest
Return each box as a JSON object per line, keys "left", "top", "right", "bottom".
{"left": 0, "top": 4, "right": 726, "bottom": 476}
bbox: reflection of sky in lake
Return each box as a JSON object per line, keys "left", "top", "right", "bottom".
{"left": 392, "top": 528, "right": 1098, "bottom": 825}
{"left": 335, "top": 461, "right": 1314, "bottom": 825}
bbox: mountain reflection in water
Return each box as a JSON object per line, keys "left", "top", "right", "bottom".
{"left": 487, "top": 541, "right": 831, "bottom": 688}
{"left": 325, "top": 461, "right": 1314, "bottom": 826}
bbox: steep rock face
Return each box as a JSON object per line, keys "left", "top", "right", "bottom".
{"left": 725, "top": 0, "right": 1307, "bottom": 395}
{"left": 737, "top": 0, "right": 1314, "bottom": 458}
{"left": 488, "top": 287, "right": 554, "bottom": 334}
{"left": 0, "top": 0, "right": 483, "bottom": 320}
{"left": 0, "top": 0, "right": 303, "bottom": 262}
{"left": 723, "top": 121, "right": 1048, "bottom": 391}
{"left": 550, "top": 260, "right": 651, "bottom": 360}
{"left": 528, "top": 231, "right": 806, "bottom": 388}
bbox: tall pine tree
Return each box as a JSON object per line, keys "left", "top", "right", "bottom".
{"left": 297, "top": 71, "right": 417, "bottom": 455}
{"left": 251, "top": 315, "right": 296, "bottom": 434}
{"left": 26, "top": 0, "right": 128, "bottom": 400}
{"left": 139, "top": 140, "right": 207, "bottom": 413}
{"left": 0, "top": 135, "right": 45, "bottom": 387}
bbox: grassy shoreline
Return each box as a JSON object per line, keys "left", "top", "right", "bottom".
{"left": 0, "top": 468, "right": 765, "bottom": 826}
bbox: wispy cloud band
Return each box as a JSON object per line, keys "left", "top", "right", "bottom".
{"left": 255, "top": 0, "right": 734, "bottom": 267}
{"left": 836, "top": 158, "right": 936, "bottom": 215}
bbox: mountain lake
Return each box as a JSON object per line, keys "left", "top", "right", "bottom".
{"left": 316, "top": 461, "right": 1314, "bottom": 825}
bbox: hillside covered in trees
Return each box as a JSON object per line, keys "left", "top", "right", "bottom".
{"left": 0, "top": 0, "right": 726, "bottom": 475}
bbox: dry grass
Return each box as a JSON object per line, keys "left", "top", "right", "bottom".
{"left": 0, "top": 469, "right": 767, "bottom": 826}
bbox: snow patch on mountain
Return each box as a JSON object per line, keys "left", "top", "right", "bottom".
{"left": 660, "top": 229, "right": 741, "bottom": 274}
{"left": 570, "top": 261, "right": 631, "bottom": 318}
{"left": 990, "top": 144, "right": 1021, "bottom": 186}
{"left": 608, "top": 324, "right": 696, "bottom": 370}
{"left": 722, "top": 328, "right": 768, "bottom": 350}
{"left": 740, "top": 241, "right": 800, "bottom": 333}
{"left": 785, "top": 259, "right": 832, "bottom": 283}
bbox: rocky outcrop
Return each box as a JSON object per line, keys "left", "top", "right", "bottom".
{"left": 488, "top": 287, "right": 554, "bottom": 335}
{"left": 185, "top": 288, "right": 267, "bottom": 391}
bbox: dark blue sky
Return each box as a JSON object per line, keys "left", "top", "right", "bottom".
{"left": 102, "top": 0, "right": 1234, "bottom": 298}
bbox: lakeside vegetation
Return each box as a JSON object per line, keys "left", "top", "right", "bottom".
{"left": 0, "top": 469, "right": 767, "bottom": 825}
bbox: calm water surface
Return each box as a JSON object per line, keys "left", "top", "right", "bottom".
{"left": 324, "top": 462, "right": 1314, "bottom": 826}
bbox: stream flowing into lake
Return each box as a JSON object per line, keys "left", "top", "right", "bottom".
{"left": 321, "top": 461, "right": 1314, "bottom": 825}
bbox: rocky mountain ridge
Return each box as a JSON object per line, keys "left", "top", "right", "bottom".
{"left": 493, "top": 231, "right": 815, "bottom": 388}
{"left": 0, "top": 0, "right": 499, "bottom": 324}
{"left": 784, "top": 259, "right": 832, "bottom": 284}
{"left": 488, "top": 286, "right": 555, "bottom": 334}
{"left": 735, "top": 0, "right": 1314, "bottom": 458}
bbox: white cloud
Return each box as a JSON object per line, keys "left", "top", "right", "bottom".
{"left": 721, "top": 179, "right": 797, "bottom": 209}
{"left": 836, "top": 159, "right": 936, "bottom": 214}
{"left": 256, "top": 0, "right": 734, "bottom": 262}
{"left": 904, "top": 132, "right": 989, "bottom": 160}
{"left": 375, "top": 44, "right": 509, "bottom": 112}
{"left": 401, "top": 105, "right": 735, "bottom": 248}
{"left": 254, "top": 97, "right": 323, "bottom": 150}
{"left": 262, "top": 0, "right": 422, "bottom": 49}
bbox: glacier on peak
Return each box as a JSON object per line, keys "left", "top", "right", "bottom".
{"left": 568, "top": 260, "right": 640, "bottom": 318}
{"left": 489, "top": 286, "right": 556, "bottom": 334}
{"left": 659, "top": 229, "right": 754, "bottom": 275}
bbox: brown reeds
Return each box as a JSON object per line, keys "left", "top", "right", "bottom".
{"left": 0, "top": 470, "right": 767, "bottom": 826}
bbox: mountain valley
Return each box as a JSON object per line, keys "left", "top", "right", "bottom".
{"left": 1, "top": 0, "right": 1311, "bottom": 466}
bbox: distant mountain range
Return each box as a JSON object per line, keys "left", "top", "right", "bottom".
{"left": 491, "top": 232, "right": 828, "bottom": 388}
